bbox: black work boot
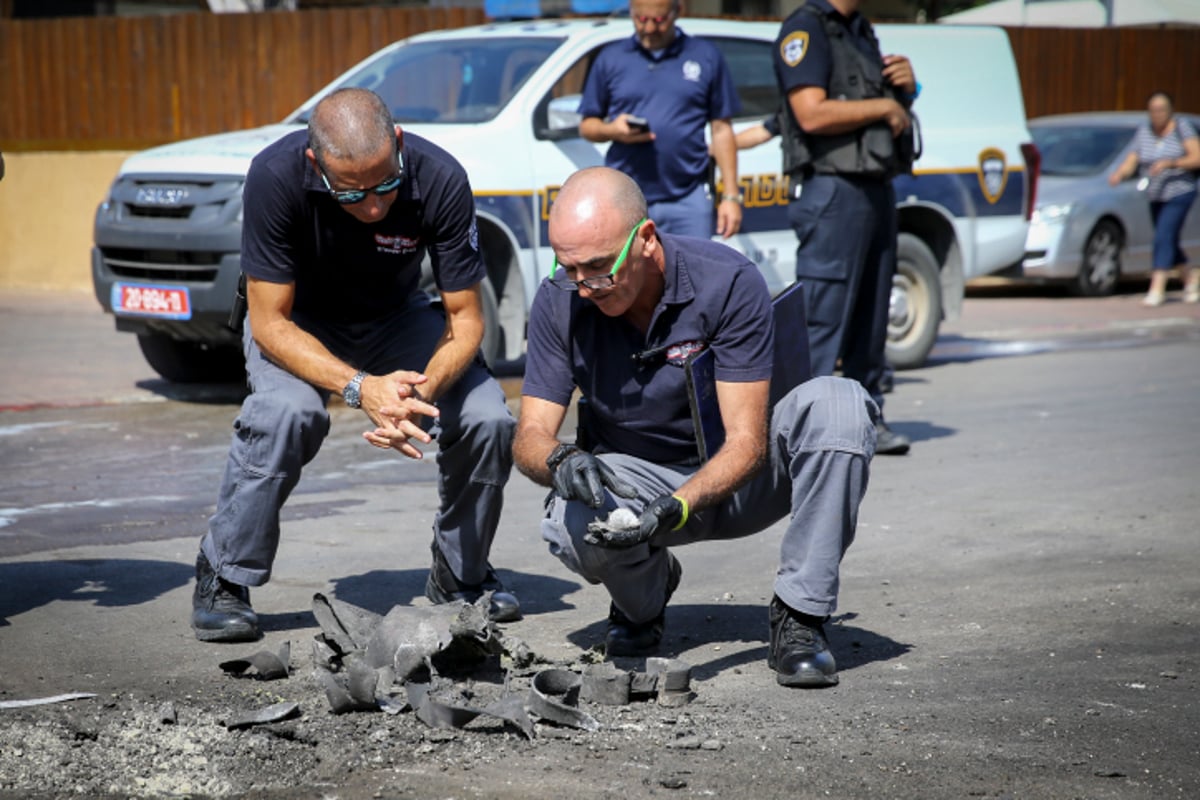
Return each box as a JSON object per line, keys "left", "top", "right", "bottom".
{"left": 767, "top": 595, "right": 838, "bottom": 687}
{"left": 425, "top": 540, "right": 522, "bottom": 623}
{"left": 605, "top": 552, "right": 683, "bottom": 658}
{"left": 191, "top": 552, "right": 260, "bottom": 643}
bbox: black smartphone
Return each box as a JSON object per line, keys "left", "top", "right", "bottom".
{"left": 626, "top": 115, "right": 651, "bottom": 132}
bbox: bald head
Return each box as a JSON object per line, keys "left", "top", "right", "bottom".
{"left": 550, "top": 167, "right": 648, "bottom": 239}
{"left": 308, "top": 88, "right": 395, "bottom": 170}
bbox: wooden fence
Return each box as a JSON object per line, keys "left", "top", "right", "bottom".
{"left": 1, "top": 8, "right": 1198, "bottom": 151}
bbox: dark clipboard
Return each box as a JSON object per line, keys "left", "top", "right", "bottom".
{"left": 684, "top": 281, "right": 811, "bottom": 463}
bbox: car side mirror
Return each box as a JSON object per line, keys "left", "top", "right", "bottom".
{"left": 536, "top": 95, "right": 583, "bottom": 141}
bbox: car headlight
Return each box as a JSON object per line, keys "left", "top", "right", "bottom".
{"left": 1032, "top": 202, "right": 1073, "bottom": 224}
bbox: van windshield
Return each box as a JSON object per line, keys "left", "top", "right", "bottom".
{"left": 290, "top": 37, "right": 564, "bottom": 125}
{"left": 1030, "top": 124, "right": 1134, "bottom": 177}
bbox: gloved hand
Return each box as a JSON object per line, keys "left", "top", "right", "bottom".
{"left": 551, "top": 450, "right": 636, "bottom": 508}
{"left": 585, "top": 495, "right": 689, "bottom": 549}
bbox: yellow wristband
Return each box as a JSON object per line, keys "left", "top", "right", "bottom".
{"left": 671, "top": 495, "right": 689, "bottom": 530}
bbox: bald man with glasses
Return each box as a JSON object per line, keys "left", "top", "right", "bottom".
{"left": 514, "top": 167, "right": 878, "bottom": 687}
{"left": 190, "top": 88, "right": 520, "bottom": 643}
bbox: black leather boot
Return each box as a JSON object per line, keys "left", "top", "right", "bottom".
{"left": 191, "top": 552, "right": 260, "bottom": 642}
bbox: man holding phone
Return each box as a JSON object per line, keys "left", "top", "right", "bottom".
{"left": 578, "top": 0, "right": 743, "bottom": 239}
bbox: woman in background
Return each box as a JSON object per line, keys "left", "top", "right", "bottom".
{"left": 1109, "top": 91, "right": 1200, "bottom": 305}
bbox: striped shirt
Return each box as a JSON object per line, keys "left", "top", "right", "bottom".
{"left": 1133, "top": 117, "right": 1198, "bottom": 202}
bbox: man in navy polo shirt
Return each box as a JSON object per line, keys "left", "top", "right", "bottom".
{"left": 190, "top": 88, "right": 519, "bottom": 643}
{"left": 513, "top": 166, "right": 877, "bottom": 687}
{"left": 578, "top": 0, "right": 743, "bottom": 240}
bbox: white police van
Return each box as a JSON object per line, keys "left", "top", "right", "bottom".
{"left": 92, "top": 17, "right": 1037, "bottom": 381}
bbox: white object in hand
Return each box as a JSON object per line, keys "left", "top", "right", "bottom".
{"left": 605, "top": 507, "right": 640, "bottom": 530}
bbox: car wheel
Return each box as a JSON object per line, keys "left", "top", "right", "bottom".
{"left": 137, "top": 334, "right": 245, "bottom": 384}
{"left": 886, "top": 233, "right": 943, "bottom": 370}
{"left": 1074, "top": 219, "right": 1123, "bottom": 297}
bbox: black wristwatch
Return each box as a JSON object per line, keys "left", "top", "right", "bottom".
{"left": 342, "top": 370, "right": 368, "bottom": 409}
{"left": 545, "top": 443, "right": 580, "bottom": 472}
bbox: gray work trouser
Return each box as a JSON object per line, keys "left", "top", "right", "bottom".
{"left": 541, "top": 376, "right": 877, "bottom": 624}
{"left": 202, "top": 292, "right": 515, "bottom": 587}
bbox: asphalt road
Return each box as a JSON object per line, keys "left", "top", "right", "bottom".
{"left": 1, "top": 283, "right": 1198, "bottom": 798}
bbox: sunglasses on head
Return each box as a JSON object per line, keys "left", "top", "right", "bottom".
{"left": 318, "top": 145, "right": 404, "bottom": 205}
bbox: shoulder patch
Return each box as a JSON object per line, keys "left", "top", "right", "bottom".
{"left": 780, "top": 31, "right": 809, "bottom": 68}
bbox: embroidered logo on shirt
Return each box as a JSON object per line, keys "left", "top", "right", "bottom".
{"left": 780, "top": 31, "right": 809, "bottom": 67}
{"left": 374, "top": 233, "right": 419, "bottom": 255}
{"left": 469, "top": 220, "right": 480, "bottom": 252}
{"left": 682, "top": 60, "right": 702, "bottom": 82}
{"left": 666, "top": 340, "right": 706, "bottom": 366}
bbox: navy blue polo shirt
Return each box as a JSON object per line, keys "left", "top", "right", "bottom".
{"left": 522, "top": 233, "right": 773, "bottom": 465}
{"left": 773, "top": 0, "right": 879, "bottom": 96}
{"left": 240, "top": 129, "right": 484, "bottom": 325}
{"left": 578, "top": 30, "right": 741, "bottom": 204}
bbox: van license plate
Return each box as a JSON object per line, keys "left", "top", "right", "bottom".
{"left": 112, "top": 283, "right": 192, "bottom": 320}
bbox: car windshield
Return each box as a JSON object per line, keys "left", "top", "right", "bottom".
{"left": 1031, "top": 124, "right": 1134, "bottom": 176}
{"left": 291, "top": 37, "right": 564, "bottom": 125}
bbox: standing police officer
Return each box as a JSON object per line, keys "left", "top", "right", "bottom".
{"left": 773, "top": 0, "right": 917, "bottom": 454}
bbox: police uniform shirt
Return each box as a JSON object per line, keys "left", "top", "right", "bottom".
{"left": 578, "top": 31, "right": 741, "bottom": 205}
{"left": 241, "top": 129, "right": 485, "bottom": 325}
{"left": 522, "top": 233, "right": 773, "bottom": 465}
{"left": 773, "top": 0, "right": 878, "bottom": 98}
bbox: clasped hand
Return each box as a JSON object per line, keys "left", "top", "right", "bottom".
{"left": 361, "top": 370, "right": 439, "bottom": 459}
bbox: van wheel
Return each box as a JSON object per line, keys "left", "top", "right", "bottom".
{"left": 137, "top": 334, "right": 244, "bottom": 384}
{"left": 421, "top": 273, "right": 502, "bottom": 369}
{"left": 886, "top": 233, "right": 942, "bottom": 370}
{"left": 478, "top": 277, "right": 502, "bottom": 369}
{"left": 1073, "top": 220, "right": 1122, "bottom": 297}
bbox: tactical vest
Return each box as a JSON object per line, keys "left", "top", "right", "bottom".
{"left": 779, "top": 1, "right": 910, "bottom": 180}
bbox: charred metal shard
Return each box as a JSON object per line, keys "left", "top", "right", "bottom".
{"left": 528, "top": 669, "right": 599, "bottom": 731}
{"left": 581, "top": 661, "right": 632, "bottom": 705}
{"left": 219, "top": 641, "right": 291, "bottom": 680}
{"left": 404, "top": 682, "right": 535, "bottom": 739}
{"left": 0, "top": 692, "right": 96, "bottom": 709}
{"left": 311, "top": 592, "right": 382, "bottom": 655}
{"left": 312, "top": 593, "right": 512, "bottom": 715}
{"left": 224, "top": 700, "right": 300, "bottom": 730}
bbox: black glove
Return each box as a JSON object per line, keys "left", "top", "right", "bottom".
{"left": 550, "top": 448, "right": 636, "bottom": 508}
{"left": 585, "top": 495, "right": 688, "bottom": 549}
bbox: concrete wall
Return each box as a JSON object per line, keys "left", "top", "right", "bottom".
{"left": 0, "top": 152, "right": 134, "bottom": 292}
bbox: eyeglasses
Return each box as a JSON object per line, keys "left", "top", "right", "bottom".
{"left": 633, "top": 10, "right": 676, "bottom": 25}
{"left": 318, "top": 147, "right": 404, "bottom": 205}
{"left": 549, "top": 218, "right": 647, "bottom": 291}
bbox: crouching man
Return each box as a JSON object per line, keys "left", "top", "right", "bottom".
{"left": 512, "top": 167, "right": 877, "bottom": 686}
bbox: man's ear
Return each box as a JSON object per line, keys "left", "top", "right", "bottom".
{"left": 393, "top": 125, "right": 404, "bottom": 150}
{"left": 304, "top": 147, "right": 322, "bottom": 175}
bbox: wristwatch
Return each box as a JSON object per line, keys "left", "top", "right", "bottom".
{"left": 721, "top": 192, "right": 744, "bottom": 205}
{"left": 342, "top": 370, "right": 368, "bottom": 409}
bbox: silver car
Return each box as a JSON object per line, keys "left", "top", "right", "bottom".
{"left": 1022, "top": 112, "right": 1200, "bottom": 295}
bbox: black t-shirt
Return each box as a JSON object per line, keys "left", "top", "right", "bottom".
{"left": 241, "top": 129, "right": 485, "bottom": 324}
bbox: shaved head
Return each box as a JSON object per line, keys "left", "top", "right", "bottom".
{"left": 308, "top": 88, "right": 395, "bottom": 170}
{"left": 550, "top": 167, "right": 647, "bottom": 240}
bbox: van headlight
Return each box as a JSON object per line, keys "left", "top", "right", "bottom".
{"left": 1032, "top": 203, "right": 1073, "bottom": 224}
